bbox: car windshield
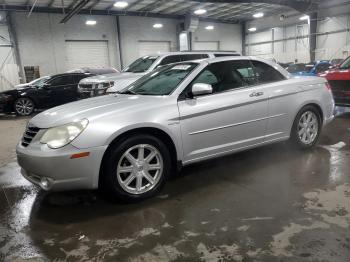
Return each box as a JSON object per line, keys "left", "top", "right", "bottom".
{"left": 119, "top": 63, "right": 198, "bottom": 96}
{"left": 339, "top": 57, "right": 350, "bottom": 69}
{"left": 30, "top": 76, "right": 51, "bottom": 87}
{"left": 305, "top": 64, "right": 315, "bottom": 72}
{"left": 123, "top": 56, "right": 159, "bottom": 73}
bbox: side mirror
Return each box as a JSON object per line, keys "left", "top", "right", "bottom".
{"left": 191, "top": 83, "right": 213, "bottom": 97}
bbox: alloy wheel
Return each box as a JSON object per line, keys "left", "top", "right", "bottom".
{"left": 15, "top": 98, "right": 34, "bottom": 116}
{"left": 116, "top": 144, "right": 163, "bottom": 195}
{"left": 297, "top": 111, "right": 319, "bottom": 145}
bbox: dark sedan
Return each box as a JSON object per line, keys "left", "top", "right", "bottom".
{"left": 0, "top": 69, "right": 118, "bottom": 116}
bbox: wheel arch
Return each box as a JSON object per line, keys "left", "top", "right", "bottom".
{"left": 296, "top": 102, "right": 324, "bottom": 124}
{"left": 290, "top": 102, "right": 324, "bottom": 137}
{"left": 99, "top": 126, "right": 180, "bottom": 186}
{"left": 13, "top": 96, "right": 37, "bottom": 114}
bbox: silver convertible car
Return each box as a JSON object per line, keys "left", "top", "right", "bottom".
{"left": 16, "top": 57, "right": 334, "bottom": 202}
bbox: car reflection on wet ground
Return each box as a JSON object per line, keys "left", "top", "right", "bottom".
{"left": 0, "top": 108, "right": 349, "bottom": 261}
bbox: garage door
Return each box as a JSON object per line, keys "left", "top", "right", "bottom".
{"left": 65, "top": 40, "right": 110, "bottom": 71}
{"left": 193, "top": 41, "right": 219, "bottom": 51}
{"left": 138, "top": 41, "right": 171, "bottom": 57}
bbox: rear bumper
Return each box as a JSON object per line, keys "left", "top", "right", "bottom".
{"left": 16, "top": 142, "right": 108, "bottom": 191}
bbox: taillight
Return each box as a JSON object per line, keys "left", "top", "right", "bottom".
{"left": 325, "top": 82, "right": 332, "bottom": 91}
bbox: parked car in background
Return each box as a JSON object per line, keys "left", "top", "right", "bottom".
{"left": 286, "top": 63, "right": 307, "bottom": 74}
{"left": 78, "top": 51, "right": 240, "bottom": 98}
{"left": 330, "top": 58, "right": 343, "bottom": 67}
{"left": 278, "top": 62, "right": 293, "bottom": 69}
{"left": 17, "top": 57, "right": 334, "bottom": 201}
{"left": 0, "top": 68, "right": 117, "bottom": 116}
{"left": 68, "top": 67, "right": 119, "bottom": 74}
{"left": 319, "top": 56, "right": 350, "bottom": 107}
{"left": 288, "top": 61, "right": 332, "bottom": 76}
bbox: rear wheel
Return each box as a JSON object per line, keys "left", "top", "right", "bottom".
{"left": 290, "top": 105, "right": 322, "bottom": 149}
{"left": 14, "top": 97, "right": 35, "bottom": 116}
{"left": 100, "top": 134, "right": 171, "bottom": 202}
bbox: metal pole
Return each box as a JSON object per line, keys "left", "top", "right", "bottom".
{"left": 7, "top": 12, "right": 25, "bottom": 83}
{"left": 309, "top": 12, "right": 318, "bottom": 62}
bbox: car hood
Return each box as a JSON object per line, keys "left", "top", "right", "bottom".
{"left": 80, "top": 72, "right": 144, "bottom": 83}
{"left": 79, "top": 72, "right": 145, "bottom": 92}
{"left": 1, "top": 85, "right": 34, "bottom": 95}
{"left": 16, "top": 83, "right": 31, "bottom": 89}
{"left": 320, "top": 69, "right": 350, "bottom": 80}
{"left": 29, "top": 94, "right": 169, "bottom": 128}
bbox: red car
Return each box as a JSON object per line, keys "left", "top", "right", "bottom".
{"left": 319, "top": 57, "right": 350, "bottom": 107}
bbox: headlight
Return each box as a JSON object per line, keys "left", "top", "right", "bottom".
{"left": 40, "top": 119, "right": 89, "bottom": 149}
{"left": 97, "top": 81, "right": 114, "bottom": 90}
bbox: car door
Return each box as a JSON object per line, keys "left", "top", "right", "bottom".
{"left": 31, "top": 84, "right": 54, "bottom": 108}
{"left": 250, "top": 60, "right": 298, "bottom": 141}
{"left": 177, "top": 59, "right": 269, "bottom": 163}
{"left": 48, "top": 75, "right": 76, "bottom": 105}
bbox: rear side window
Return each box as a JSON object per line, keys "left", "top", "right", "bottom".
{"left": 159, "top": 55, "right": 182, "bottom": 65}
{"left": 50, "top": 75, "right": 74, "bottom": 86}
{"left": 251, "top": 60, "right": 285, "bottom": 84}
{"left": 214, "top": 53, "right": 239, "bottom": 57}
{"left": 180, "top": 54, "right": 209, "bottom": 61}
{"left": 160, "top": 54, "right": 209, "bottom": 66}
{"left": 74, "top": 74, "right": 90, "bottom": 83}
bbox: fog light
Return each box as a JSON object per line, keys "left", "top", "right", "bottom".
{"left": 40, "top": 177, "right": 52, "bottom": 190}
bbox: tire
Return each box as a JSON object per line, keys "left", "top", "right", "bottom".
{"left": 14, "top": 97, "right": 35, "bottom": 116}
{"left": 100, "top": 134, "right": 171, "bottom": 202}
{"left": 290, "top": 105, "right": 322, "bottom": 149}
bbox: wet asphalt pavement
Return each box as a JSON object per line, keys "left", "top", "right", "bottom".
{"left": 0, "top": 110, "right": 349, "bottom": 262}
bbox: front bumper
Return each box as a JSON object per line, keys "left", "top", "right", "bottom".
{"left": 0, "top": 100, "right": 13, "bottom": 113}
{"left": 16, "top": 142, "right": 108, "bottom": 191}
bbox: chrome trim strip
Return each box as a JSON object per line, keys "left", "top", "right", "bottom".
{"left": 189, "top": 113, "right": 286, "bottom": 135}
{"left": 177, "top": 97, "right": 269, "bottom": 121}
{"left": 173, "top": 91, "right": 298, "bottom": 122}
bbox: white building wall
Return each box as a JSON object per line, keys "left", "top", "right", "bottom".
{"left": 316, "top": 15, "right": 350, "bottom": 60}
{"left": 246, "top": 23, "right": 310, "bottom": 63}
{"left": 0, "top": 12, "right": 243, "bottom": 86}
{"left": 12, "top": 12, "right": 121, "bottom": 77}
{"left": 245, "top": 8, "right": 350, "bottom": 63}
{"left": 192, "top": 21, "right": 242, "bottom": 53}
{"left": 0, "top": 12, "right": 20, "bottom": 91}
{"left": 118, "top": 16, "right": 179, "bottom": 68}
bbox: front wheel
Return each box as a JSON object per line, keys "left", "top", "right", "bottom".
{"left": 100, "top": 134, "right": 171, "bottom": 202}
{"left": 290, "top": 105, "right": 322, "bottom": 149}
{"left": 14, "top": 97, "right": 35, "bottom": 116}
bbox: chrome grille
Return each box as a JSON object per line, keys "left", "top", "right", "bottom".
{"left": 79, "top": 83, "right": 94, "bottom": 90}
{"left": 328, "top": 80, "right": 350, "bottom": 91}
{"left": 21, "top": 125, "right": 40, "bottom": 147}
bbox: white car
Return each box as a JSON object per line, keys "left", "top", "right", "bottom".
{"left": 78, "top": 51, "right": 240, "bottom": 98}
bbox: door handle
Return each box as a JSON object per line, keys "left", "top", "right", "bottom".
{"left": 249, "top": 91, "right": 264, "bottom": 97}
